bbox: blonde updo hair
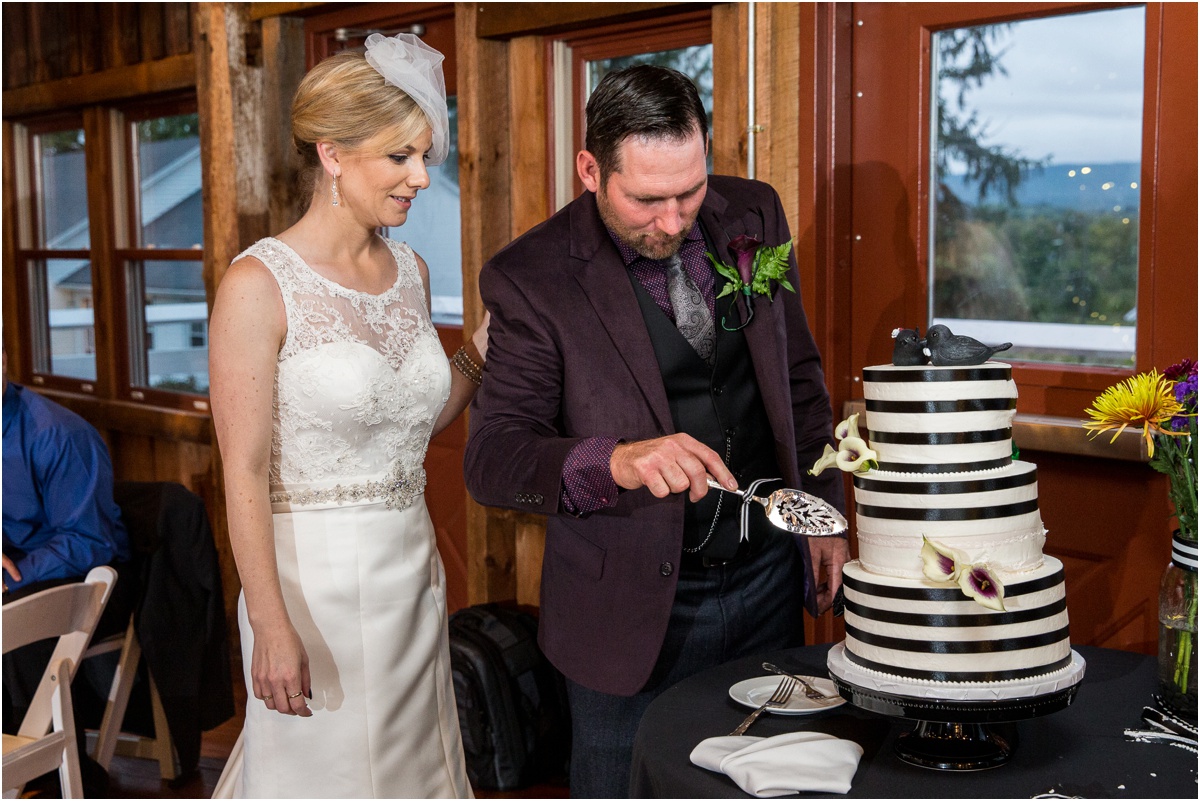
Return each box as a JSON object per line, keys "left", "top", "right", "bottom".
{"left": 291, "top": 50, "right": 432, "bottom": 196}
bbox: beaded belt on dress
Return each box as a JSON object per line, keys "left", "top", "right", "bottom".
{"left": 269, "top": 463, "right": 426, "bottom": 510}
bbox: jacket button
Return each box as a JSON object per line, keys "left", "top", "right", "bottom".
{"left": 659, "top": 561, "right": 674, "bottom": 577}
{"left": 532, "top": 493, "right": 544, "bottom": 505}
{"left": 712, "top": 385, "right": 724, "bottom": 396}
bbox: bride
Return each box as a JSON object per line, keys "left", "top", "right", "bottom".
{"left": 209, "top": 33, "right": 484, "bottom": 798}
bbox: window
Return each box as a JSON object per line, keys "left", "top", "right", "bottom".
{"left": 121, "top": 101, "right": 207, "bottom": 398}
{"left": 18, "top": 118, "right": 98, "bottom": 386}
{"left": 929, "top": 7, "right": 1145, "bottom": 368}
{"left": 554, "top": 9, "right": 713, "bottom": 208}
{"left": 11, "top": 95, "right": 207, "bottom": 409}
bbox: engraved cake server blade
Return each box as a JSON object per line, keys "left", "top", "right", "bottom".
{"left": 706, "top": 477, "right": 848, "bottom": 537}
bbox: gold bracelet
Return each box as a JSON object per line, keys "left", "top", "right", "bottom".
{"left": 451, "top": 346, "right": 483, "bottom": 386}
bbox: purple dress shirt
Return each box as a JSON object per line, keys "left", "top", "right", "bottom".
{"left": 560, "top": 224, "right": 717, "bottom": 515}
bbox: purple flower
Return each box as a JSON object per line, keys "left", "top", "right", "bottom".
{"left": 1163, "top": 358, "right": 1197, "bottom": 382}
{"left": 727, "top": 235, "right": 762, "bottom": 286}
{"left": 958, "top": 565, "right": 1006, "bottom": 611}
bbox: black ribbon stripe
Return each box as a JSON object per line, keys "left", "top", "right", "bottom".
{"left": 869, "top": 428, "right": 1012, "bottom": 446}
{"left": 863, "top": 366, "right": 1012, "bottom": 383}
{"left": 874, "top": 457, "right": 1014, "bottom": 473}
{"left": 843, "top": 569, "right": 1063, "bottom": 601}
{"left": 845, "top": 597, "right": 1066, "bottom": 627}
{"left": 854, "top": 470, "right": 1036, "bottom": 495}
{"left": 843, "top": 649, "right": 1074, "bottom": 683}
{"left": 845, "top": 623, "right": 1071, "bottom": 655}
{"left": 866, "top": 398, "right": 1016, "bottom": 414}
{"left": 856, "top": 498, "right": 1040, "bottom": 522}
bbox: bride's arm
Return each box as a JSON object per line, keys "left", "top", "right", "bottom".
{"left": 414, "top": 252, "right": 489, "bottom": 438}
{"left": 209, "top": 257, "right": 312, "bottom": 717}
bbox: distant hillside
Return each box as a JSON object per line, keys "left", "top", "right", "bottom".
{"left": 941, "top": 162, "right": 1141, "bottom": 212}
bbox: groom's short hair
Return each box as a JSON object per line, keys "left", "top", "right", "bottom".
{"left": 585, "top": 65, "right": 708, "bottom": 185}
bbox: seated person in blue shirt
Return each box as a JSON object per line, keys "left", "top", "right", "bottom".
{"left": 3, "top": 352, "right": 133, "bottom": 790}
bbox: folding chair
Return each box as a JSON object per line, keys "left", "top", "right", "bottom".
{"left": 2, "top": 566, "right": 117, "bottom": 799}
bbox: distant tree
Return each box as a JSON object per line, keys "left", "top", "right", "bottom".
{"left": 935, "top": 27, "right": 1049, "bottom": 205}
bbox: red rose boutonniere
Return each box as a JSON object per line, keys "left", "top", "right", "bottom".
{"left": 705, "top": 235, "right": 795, "bottom": 330}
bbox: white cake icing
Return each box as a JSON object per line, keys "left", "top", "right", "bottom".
{"left": 828, "top": 360, "right": 1077, "bottom": 690}
{"left": 841, "top": 558, "right": 1072, "bottom": 682}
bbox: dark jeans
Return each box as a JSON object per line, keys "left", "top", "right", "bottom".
{"left": 565, "top": 532, "right": 806, "bottom": 798}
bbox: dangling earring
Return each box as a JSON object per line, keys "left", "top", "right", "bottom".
{"left": 331, "top": 174, "right": 340, "bottom": 207}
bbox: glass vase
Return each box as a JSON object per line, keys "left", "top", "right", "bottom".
{"left": 1157, "top": 531, "right": 1198, "bottom": 721}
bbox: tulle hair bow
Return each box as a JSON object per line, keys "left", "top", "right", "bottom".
{"left": 364, "top": 32, "right": 450, "bottom": 166}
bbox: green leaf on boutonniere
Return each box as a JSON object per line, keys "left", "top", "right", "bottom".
{"left": 706, "top": 251, "right": 743, "bottom": 289}
{"left": 750, "top": 240, "right": 795, "bottom": 298}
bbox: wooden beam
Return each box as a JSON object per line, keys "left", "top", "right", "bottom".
{"left": 37, "top": 391, "right": 213, "bottom": 444}
{"left": 474, "top": 2, "right": 693, "bottom": 40}
{"left": 248, "top": 2, "right": 328, "bottom": 22}
{"left": 2, "top": 122, "right": 26, "bottom": 378}
{"left": 711, "top": 2, "right": 749, "bottom": 177}
{"left": 752, "top": 2, "right": 801, "bottom": 235}
{"left": 1, "top": 54, "right": 196, "bottom": 118}
{"left": 81, "top": 107, "right": 121, "bottom": 400}
{"left": 508, "top": 35, "right": 550, "bottom": 239}
{"left": 457, "top": 2, "right": 518, "bottom": 605}
{"left": 261, "top": 15, "right": 308, "bottom": 232}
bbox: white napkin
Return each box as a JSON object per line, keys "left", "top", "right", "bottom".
{"left": 690, "top": 732, "right": 863, "bottom": 797}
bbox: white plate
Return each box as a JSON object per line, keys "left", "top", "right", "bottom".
{"left": 728, "top": 675, "right": 846, "bottom": 715}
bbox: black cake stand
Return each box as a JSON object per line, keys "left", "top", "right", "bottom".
{"left": 827, "top": 643, "right": 1086, "bottom": 771}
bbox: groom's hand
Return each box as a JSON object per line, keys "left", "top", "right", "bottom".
{"left": 610, "top": 434, "right": 737, "bottom": 502}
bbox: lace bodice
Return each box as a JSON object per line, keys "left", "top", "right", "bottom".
{"left": 237, "top": 237, "right": 450, "bottom": 493}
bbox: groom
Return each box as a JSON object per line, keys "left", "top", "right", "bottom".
{"left": 465, "top": 65, "right": 847, "bottom": 797}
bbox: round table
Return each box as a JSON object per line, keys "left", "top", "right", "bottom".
{"left": 630, "top": 644, "right": 1197, "bottom": 798}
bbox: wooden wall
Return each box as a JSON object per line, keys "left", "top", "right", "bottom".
{"left": 5, "top": 2, "right": 1194, "bottom": 662}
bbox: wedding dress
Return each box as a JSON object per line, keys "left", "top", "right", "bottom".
{"left": 230, "top": 236, "right": 470, "bottom": 798}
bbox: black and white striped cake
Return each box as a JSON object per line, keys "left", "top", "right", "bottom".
{"left": 839, "top": 362, "right": 1073, "bottom": 686}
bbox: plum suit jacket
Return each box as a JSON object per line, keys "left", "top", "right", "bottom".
{"left": 464, "top": 175, "right": 843, "bottom": 696}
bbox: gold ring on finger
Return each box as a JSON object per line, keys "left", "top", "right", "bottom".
{"left": 263, "top": 695, "right": 273, "bottom": 700}
{"left": 288, "top": 691, "right": 303, "bottom": 699}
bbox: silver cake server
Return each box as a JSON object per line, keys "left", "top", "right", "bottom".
{"left": 706, "top": 477, "right": 848, "bottom": 537}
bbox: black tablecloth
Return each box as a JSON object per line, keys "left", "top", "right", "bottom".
{"left": 630, "top": 644, "right": 1197, "bottom": 798}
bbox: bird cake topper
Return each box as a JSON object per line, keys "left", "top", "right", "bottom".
{"left": 891, "top": 324, "right": 1013, "bottom": 366}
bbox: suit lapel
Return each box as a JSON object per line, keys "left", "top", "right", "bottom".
{"left": 699, "top": 190, "right": 794, "bottom": 466}
{"left": 570, "top": 193, "right": 674, "bottom": 433}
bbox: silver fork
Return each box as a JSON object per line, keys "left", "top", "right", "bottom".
{"left": 761, "top": 661, "right": 839, "bottom": 702}
{"left": 728, "top": 677, "right": 796, "bottom": 736}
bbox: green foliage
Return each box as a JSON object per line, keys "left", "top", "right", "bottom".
{"left": 708, "top": 240, "right": 795, "bottom": 299}
{"left": 39, "top": 129, "right": 85, "bottom": 155}
{"left": 137, "top": 113, "right": 200, "bottom": 143}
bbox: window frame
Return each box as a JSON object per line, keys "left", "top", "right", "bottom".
{"left": 8, "top": 92, "right": 208, "bottom": 413}
{"left": 114, "top": 93, "right": 209, "bottom": 411}
{"left": 844, "top": 1, "right": 1191, "bottom": 419}
{"left": 555, "top": 8, "right": 714, "bottom": 202}
{"left": 13, "top": 112, "right": 99, "bottom": 395}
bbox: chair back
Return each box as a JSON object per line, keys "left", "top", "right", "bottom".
{"left": 3, "top": 566, "right": 116, "bottom": 738}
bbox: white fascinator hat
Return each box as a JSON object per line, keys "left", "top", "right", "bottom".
{"left": 363, "top": 32, "right": 450, "bottom": 166}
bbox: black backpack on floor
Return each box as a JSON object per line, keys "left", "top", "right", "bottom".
{"left": 448, "top": 603, "right": 571, "bottom": 791}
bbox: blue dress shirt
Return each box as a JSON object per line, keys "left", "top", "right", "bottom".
{"left": 2, "top": 382, "right": 130, "bottom": 592}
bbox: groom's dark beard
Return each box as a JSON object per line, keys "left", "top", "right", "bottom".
{"left": 596, "top": 187, "right": 698, "bottom": 261}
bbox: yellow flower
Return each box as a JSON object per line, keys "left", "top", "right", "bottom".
{"left": 1083, "top": 370, "right": 1185, "bottom": 458}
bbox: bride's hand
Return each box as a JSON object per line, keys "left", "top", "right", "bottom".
{"left": 252, "top": 622, "right": 313, "bottom": 717}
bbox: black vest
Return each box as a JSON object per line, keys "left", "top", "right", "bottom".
{"left": 628, "top": 270, "right": 782, "bottom": 560}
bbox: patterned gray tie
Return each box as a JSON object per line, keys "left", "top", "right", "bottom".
{"left": 664, "top": 253, "right": 716, "bottom": 363}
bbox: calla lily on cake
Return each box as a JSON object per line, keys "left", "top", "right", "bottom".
{"left": 920, "top": 536, "right": 1006, "bottom": 610}
{"left": 920, "top": 536, "right": 965, "bottom": 582}
{"left": 809, "top": 414, "right": 878, "bottom": 476}
{"left": 958, "top": 565, "right": 1007, "bottom": 612}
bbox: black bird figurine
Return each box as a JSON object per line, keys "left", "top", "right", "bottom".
{"left": 923, "top": 324, "right": 1012, "bottom": 366}
{"left": 891, "top": 327, "right": 928, "bottom": 366}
